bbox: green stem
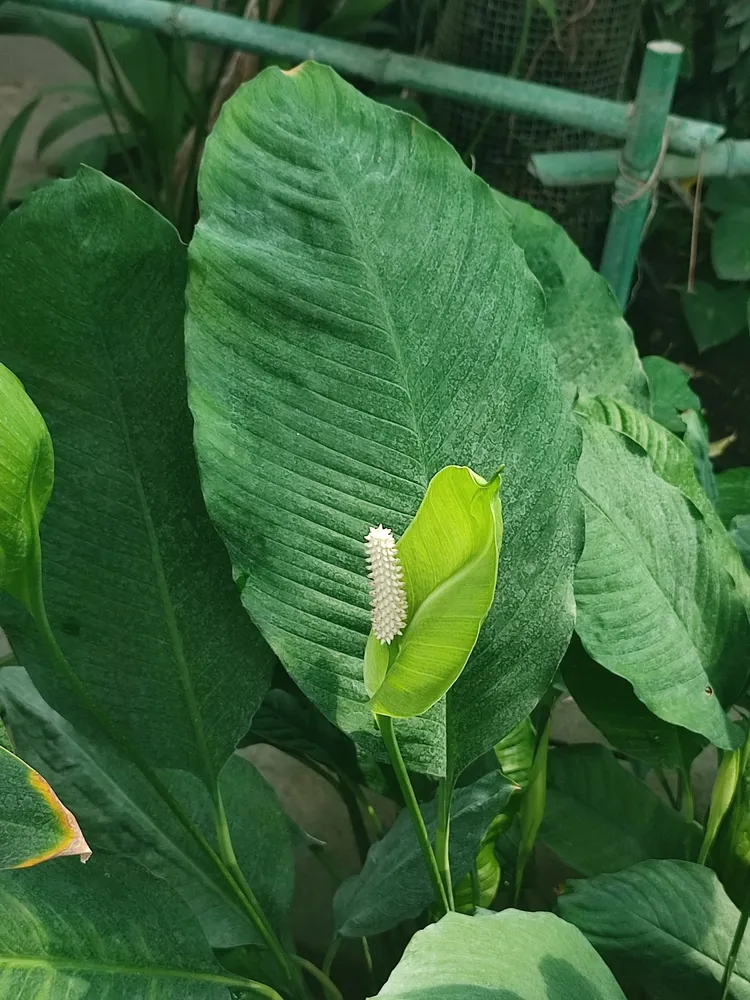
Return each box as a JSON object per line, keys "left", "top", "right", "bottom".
{"left": 26, "top": 569, "right": 299, "bottom": 996}
{"left": 375, "top": 714, "right": 450, "bottom": 917}
{"left": 435, "top": 775, "right": 455, "bottom": 909}
{"left": 679, "top": 767, "right": 695, "bottom": 825}
{"left": 293, "top": 956, "right": 344, "bottom": 1000}
{"left": 322, "top": 936, "right": 341, "bottom": 978}
{"left": 721, "top": 886, "right": 750, "bottom": 1000}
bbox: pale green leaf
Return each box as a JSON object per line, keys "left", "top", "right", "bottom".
{"left": 494, "top": 716, "right": 535, "bottom": 788}
{"left": 374, "top": 909, "right": 627, "bottom": 999}
{"left": 0, "top": 854, "right": 260, "bottom": 998}
{"left": 494, "top": 191, "right": 647, "bottom": 409}
{"left": 559, "top": 860, "right": 750, "bottom": 999}
{"left": 368, "top": 465, "right": 502, "bottom": 718}
{"left": 0, "top": 666, "right": 296, "bottom": 951}
{"left": 0, "top": 743, "right": 88, "bottom": 869}
{"left": 641, "top": 355, "right": 700, "bottom": 433}
{"left": 334, "top": 771, "right": 515, "bottom": 937}
{"left": 186, "top": 61, "right": 581, "bottom": 777}
{"left": 573, "top": 398, "right": 748, "bottom": 748}
{"left": 541, "top": 745, "right": 698, "bottom": 875}
{"left": 0, "top": 169, "right": 273, "bottom": 782}
{"left": 0, "top": 363, "right": 53, "bottom": 607}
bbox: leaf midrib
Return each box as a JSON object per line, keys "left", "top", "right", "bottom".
{"left": 98, "top": 335, "right": 215, "bottom": 789}
{"left": 0, "top": 953, "right": 251, "bottom": 988}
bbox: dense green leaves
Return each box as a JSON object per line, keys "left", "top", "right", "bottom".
{"left": 494, "top": 191, "right": 647, "bottom": 408}
{"left": 0, "top": 169, "right": 273, "bottom": 782}
{"left": 0, "top": 364, "right": 53, "bottom": 607}
{"left": 716, "top": 467, "right": 750, "bottom": 526}
{"left": 0, "top": 855, "right": 260, "bottom": 998}
{"left": 573, "top": 397, "right": 749, "bottom": 748}
{"left": 559, "top": 860, "right": 750, "bottom": 999}
{"left": 375, "top": 909, "right": 627, "bottom": 999}
{"left": 0, "top": 667, "right": 297, "bottom": 950}
{"left": 334, "top": 772, "right": 515, "bottom": 936}
{"left": 186, "top": 61, "right": 581, "bottom": 776}
{"left": 541, "top": 745, "right": 698, "bottom": 875}
{"left": 366, "top": 466, "right": 502, "bottom": 718}
{"left": 0, "top": 743, "right": 88, "bottom": 869}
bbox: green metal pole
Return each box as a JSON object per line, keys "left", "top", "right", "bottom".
{"left": 531, "top": 138, "right": 750, "bottom": 187}
{"left": 599, "top": 40, "right": 683, "bottom": 309}
{"left": 19, "top": 0, "right": 723, "bottom": 155}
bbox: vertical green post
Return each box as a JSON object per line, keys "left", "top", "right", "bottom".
{"left": 599, "top": 40, "right": 683, "bottom": 309}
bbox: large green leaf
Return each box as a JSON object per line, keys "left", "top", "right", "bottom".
{"left": 0, "top": 854, "right": 264, "bottom": 998}
{"left": 0, "top": 169, "right": 273, "bottom": 782}
{"left": 681, "top": 280, "right": 749, "bottom": 353}
{"left": 334, "top": 771, "right": 516, "bottom": 937}
{"left": 0, "top": 666, "right": 297, "bottom": 951}
{"left": 562, "top": 640, "right": 705, "bottom": 771}
{"left": 185, "top": 61, "right": 582, "bottom": 777}
{"left": 494, "top": 191, "right": 648, "bottom": 409}
{"left": 541, "top": 745, "right": 698, "bottom": 875}
{"left": 0, "top": 363, "right": 53, "bottom": 606}
{"left": 0, "top": 742, "right": 88, "bottom": 869}
{"left": 559, "top": 860, "right": 750, "bottom": 999}
{"left": 366, "top": 465, "right": 502, "bottom": 718}
{"left": 641, "top": 355, "right": 701, "bottom": 433}
{"left": 573, "top": 397, "right": 749, "bottom": 748}
{"left": 374, "top": 909, "right": 627, "bottom": 999}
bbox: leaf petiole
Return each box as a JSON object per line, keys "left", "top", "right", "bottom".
{"left": 375, "top": 713, "right": 450, "bottom": 917}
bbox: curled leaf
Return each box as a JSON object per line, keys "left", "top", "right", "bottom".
{"left": 365, "top": 465, "right": 502, "bottom": 719}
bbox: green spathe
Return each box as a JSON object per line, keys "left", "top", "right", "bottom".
{"left": 0, "top": 363, "right": 53, "bottom": 608}
{"left": 365, "top": 466, "right": 502, "bottom": 719}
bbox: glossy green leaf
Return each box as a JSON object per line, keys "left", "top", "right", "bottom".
{"left": 716, "top": 467, "right": 750, "bottom": 526}
{"left": 495, "top": 190, "right": 648, "bottom": 409}
{"left": 0, "top": 3, "right": 99, "bottom": 77}
{"left": 0, "top": 743, "right": 89, "bottom": 869}
{"left": 541, "top": 745, "right": 698, "bottom": 875}
{"left": 700, "top": 743, "right": 744, "bottom": 865}
{"left": 515, "top": 716, "right": 550, "bottom": 900}
{"left": 0, "top": 169, "right": 273, "bottom": 783}
{"left": 374, "top": 909, "right": 627, "bottom": 999}
{"left": 366, "top": 465, "right": 502, "bottom": 718}
{"left": 559, "top": 860, "right": 750, "bottom": 999}
{"left": 563, "top": 641, "right": 705, "bottom": 771}
{"left": 0, "top": 98, "right": 39, "bottom": 206}
{"left": 334, "top": 771, "right": 516, "bottom": 937}
{"left": 0, "top": 363, "right": 53, "bottom": 607}
{"left": 573, "top": 397, "right": 749, "bottom": 748}
{"left": 185, "top": 61, "right": 581, "bottom": 776}
{"left": 0, "top": 666, "right": 296, "bottom": 951}
{"left": 36, "top": 100, "right": 106, "bottom": 155}
{"left": 453, "top": 815, "right": 505, "bottom": 912}
{"left": 0, "top": 855, "right": 263, "bottom": 998}
{"left": 641, "top": 355, "right": 701, "bottom": 433}
{"left": 715, "top": 732, "right": 750, "bottom": 905}
{"left": 681, "top": 280, "right": 749, "bottom": 352}
{"left": 712, "top": 208, "right": 750, "bottom": 281}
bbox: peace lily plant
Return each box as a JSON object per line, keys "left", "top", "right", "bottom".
{"left": 1, "top": 59, "right": 750, "bottom": 1000}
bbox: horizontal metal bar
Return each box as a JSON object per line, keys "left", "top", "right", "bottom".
{"left": 21, "top": 0, "right": 725, "bottom": 155}
{"left": 531, "top": 139, "right": 750, "bottom": 187}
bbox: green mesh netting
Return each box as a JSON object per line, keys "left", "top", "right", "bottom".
{"left": 430, "top": 0, "right": 642, "bottom": 259}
